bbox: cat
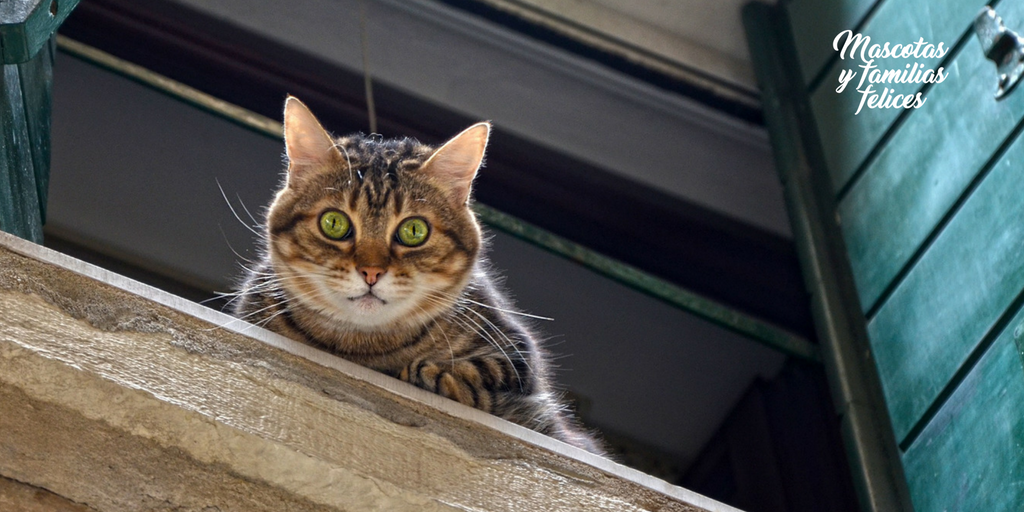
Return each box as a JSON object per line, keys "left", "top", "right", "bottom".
{"left": 232, "top": 96, "right": 604, "bottom": 456}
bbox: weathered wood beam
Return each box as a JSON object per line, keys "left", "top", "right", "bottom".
{"left": 0, "top": 476, "right": 94, "bottom": 512}
{"left": 0, "top": 230, "right": 734, "bottom": 512}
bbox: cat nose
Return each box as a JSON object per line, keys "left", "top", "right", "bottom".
{"left": 358, "top": 266, "right": 386, "bottom": 286}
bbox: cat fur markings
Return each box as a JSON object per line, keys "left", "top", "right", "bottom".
{"left": 232, "top": 96, "right": 604, "bottom": 455}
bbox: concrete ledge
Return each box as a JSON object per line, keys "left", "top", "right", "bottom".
{"left": 0, "top": 230, "right": 735, "bottom": 511}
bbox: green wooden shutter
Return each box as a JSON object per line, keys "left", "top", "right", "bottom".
{"left": 746, "top": 0, "right": 1024, "bottom": 510}
{"left": 0, "top": 0, "right": 79, "bottom": 243}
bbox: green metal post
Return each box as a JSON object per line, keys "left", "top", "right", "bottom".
{"left": 0, "top": 0, "right": 79, "bottom": 243}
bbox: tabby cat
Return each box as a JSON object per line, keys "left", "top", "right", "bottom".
{"left": 232, "top": 97, "right": 603, "bottom": 455}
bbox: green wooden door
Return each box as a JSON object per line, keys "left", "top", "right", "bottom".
{"left": 746, "top": 0, "right": 1024, "bottom": 510}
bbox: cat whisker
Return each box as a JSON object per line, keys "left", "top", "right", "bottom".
{"left": 235, "top": 192, "right": 263, "bottom": 228}
{"left": 423, "top": 290, "right": 535, "bottom": 372}
{"left": 251, "top": 301, "right": 303, "bottom": 330}
{"left": 425, "top": 292, "right": 518, "bottom": 345}
{"left": 218, "top": 224, "right": 258, "bottom": 266}
{"left": 233, "top": 272, "right": 310, "bottom": 294}
{"left": 446, "top": 313, "right": 522, "bottom": 388}
{"left": 210, "top": 279, "right": 322, "bottom": 331}
{"left": 412, "top": 304, "right": 454, "bottom": 369}
{"left": 461, "top": 304, "right": 533, "bottom": 371}
{"left": 421, "top": 295, "right": 525, "bottom": 390}
{"left": 199, "top": 291, "right": 247, "bottom": 309}
{"left": 216, "top": 287, "right": 326, "bottom": 335}
{"left": 217, "top": 178, "right": 264, "bottom": 238}
{"left": 428, "top": 289, "right": 553, "bottom": 321}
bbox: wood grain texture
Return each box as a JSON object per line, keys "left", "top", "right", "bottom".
{"left": 786, "top": 0, "right": 879, "bottom": 86}
{"left": 0, "top": 476, "right": 96, "bottom": 512}
{"left": 901, "top": 312, "right": 1024, "bottom": 512}
{"left": 809, "top": 0, "right": 985, "bottom": 192}
{"left": 0, "top": 230, "right": 731, "bottom": 512}
{"left": 840, "top": 0, "right": 1024, "bottom": 311}
{"left": 867, "top": 129, "right": 1024, "bottom": 442}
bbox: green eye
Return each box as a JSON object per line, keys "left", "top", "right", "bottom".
{"left": 396, "top": 217, "right": 430, "bottom": 246}
{"left": 319, "top": 210, "right": 351, "bottom": 240}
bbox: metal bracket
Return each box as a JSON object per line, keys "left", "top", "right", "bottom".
{"left": 975, "top": 6, "right": 1024, "bottom": 99}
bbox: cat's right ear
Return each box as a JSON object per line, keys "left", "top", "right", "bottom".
{"left": 420, "top": 122, "right": 491, "bottom": 207}
{"left": 283, "top": 96, "right": 342, "bottom": 184}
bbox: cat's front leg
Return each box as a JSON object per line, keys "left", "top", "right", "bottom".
{"left": 399, "top": 360, "right": 493, "bottom": 412}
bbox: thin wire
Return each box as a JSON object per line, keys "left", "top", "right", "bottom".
{"left": 360, "top": 0, "right": 378, "bottom": 134}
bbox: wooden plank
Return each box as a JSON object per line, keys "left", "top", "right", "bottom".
{"left": 866, "top": 129, "right": 1024, "bottom": 442}
{"left": 0, "top": 475, "right": 96, "bottom": 512}
{"left": 786, "top": 0, "right": 879, "bottom": 86}
{"left": 840, "top": 0, "right": 1024, "bottom": 311}
{"left": 808, "top": 0, "right": 986, "bottom": 192}
{"left": 0, "top": 229, "right": 734, "bottom": 512}
{"left": 901, "top": 311, "right": 1024, "bottom": 511}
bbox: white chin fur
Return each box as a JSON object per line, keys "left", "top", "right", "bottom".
{"left": 296, "top": 271, "right": 421, "bottom": 330}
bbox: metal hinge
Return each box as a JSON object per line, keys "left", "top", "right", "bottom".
{"left": 975, "top": 6, "right": 1024, "bottom": 99}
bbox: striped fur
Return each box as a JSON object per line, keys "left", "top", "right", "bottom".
{"left": 232, "top": 98, "right": 603, "bottom": 455}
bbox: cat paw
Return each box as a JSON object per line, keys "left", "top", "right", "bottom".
{"left": 437, "top": 372, "right": 477, "bottom": 407}
{"left": 401, "top": 360, "right": 490, "bottom": 410}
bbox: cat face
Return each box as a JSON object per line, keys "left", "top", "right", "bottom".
{"left": 265, "top": 97, "right": 490, "bottom": 332}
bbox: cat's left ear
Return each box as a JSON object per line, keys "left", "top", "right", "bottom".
{"left": 421, "top": 122, "right": 491, "bottom": 207}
